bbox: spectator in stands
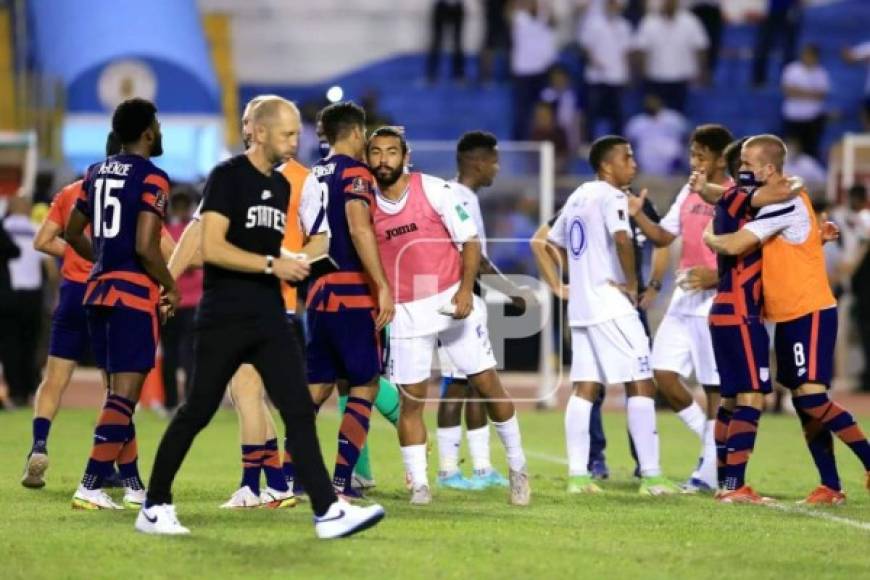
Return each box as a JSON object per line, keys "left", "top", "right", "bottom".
{"left": 540, "top": 65, "right": 581, "bottom": 155}
{"left": 0, "top": 207, "right": 20, "bottom": 409}
{"left": 633, "top": 0, "right": 709, "bottom": 113}
{"left": 510, "top": 0, "right": 557, "bottom": 139}
{"left": 578, "top": 0, "right": 631, "bottom": 141}
{"left": 529, "top": 101, "right": 570, "bottom": 172}
{"left": 479, "top": 0, "right": 510, "bottom": 84}
{"left": 625, "top": 94, "right": 688, "bottom": 176}
{"left": 0, "top": 198, "right": 45, "bottom": 407}
{"left": 426, "top": 0, "right": 466, "bottom": 84}
{"left": 689, "top": 0, "right": 723, "bottom": 78}
{"left": 751, "top": 0, "right": 804, "bottom": 88}
{"left": 160, "top": 188, "right": 202, "bottom": 414}
{"left": 783, "top": 137, "right": 826, "bottom": 186}
{"left": 781, "top": 44, "right": 829, "bottom": 160}
{"left": 842, "top": 40, "right": 870, "bottom": 130}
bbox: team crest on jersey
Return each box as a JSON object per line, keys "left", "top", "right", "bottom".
{"left": 455, "top": 204, "right": 470, "bottom": 221}
{"left": 351, "top": 176, "right": 370, "bottom": 194}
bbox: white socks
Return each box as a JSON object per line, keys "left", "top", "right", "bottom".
{"left": 677, "top": 401, "right": 707, "bottom": 439}
{"left": 466, "top": 425, "right": 492, "bottom": 472}
{"left": 565, "top": 396, "right": 593, "bottom": 477}
{"left": 401, "top": 444, "right": 428, "bottom": 487}
{"left": 492, "top": 414, "right": 527, "bottom": 472}
{"left": 436, "top": 426, "right": 462, "bottom": 475}
{"left": 627, "top": 396, "right": 661, "bottom": 477}
{"left": 692, "top": 419, "right": 718, "bottom": 486}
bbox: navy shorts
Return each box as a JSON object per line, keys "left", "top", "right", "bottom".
{"left": 48, "top": 280, "right": 90, "bottom": 361}
{"left": 709, "top": 321, "right": 772, "bottom": 396}
{"left": 774, "top": 307, "right": 837, "bottom": 389}
{"left": 306, "top": 307, "right": 382, "bottom": 386}
{"left": 87, "top": 305, "right": 158, "bottom": 374}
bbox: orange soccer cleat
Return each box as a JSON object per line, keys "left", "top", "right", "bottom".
{"left": 799, "top": 485, "right": 846, "bottom": 506}
{"left": 717, "top": 485, "right": 774, "bottom": 504}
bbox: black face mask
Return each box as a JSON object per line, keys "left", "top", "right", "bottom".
{"left": 738, "top": 170, "right": 759, "bottom": 188}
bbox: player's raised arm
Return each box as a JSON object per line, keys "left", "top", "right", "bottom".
{"left": 627, "top": 188, "right": 676, "bottom": 247}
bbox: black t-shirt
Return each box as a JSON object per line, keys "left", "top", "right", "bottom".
{"left": 196, "top": 155, "right": 290, "bottom": 327}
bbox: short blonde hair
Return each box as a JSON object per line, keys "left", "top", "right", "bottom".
{"left": 743, "top": 134, "right": 788, "bottom": 172}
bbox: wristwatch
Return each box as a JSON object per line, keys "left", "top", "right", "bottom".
{"left": 647, "top": 279, "right": 662, "bottom": 291}
{"left": 265, "top": 255, "right": 274, "bottom": 275}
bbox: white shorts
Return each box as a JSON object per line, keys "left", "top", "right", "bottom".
{"left": 570, "top": 314, "right": 652, "bottom": 385}
{"left": 651, "top": 313, "right": 719, "bottom": 386}
{"left": 437, "top": 303, "right": 489, "bottom": 381}
{"left": 389, "top": 305, "right": 497, "bottom": 385}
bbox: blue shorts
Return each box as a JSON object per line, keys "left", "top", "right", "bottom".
{"left": 87, "top": 305, "right": 158, "bottom": 374}
{"left": 774, "top": 308, "right": 837, "bottom": 389}
{"left": 306, "top": 307, "right": 382, "bottom": 386}
{"left": 48, "top": 279, "right": 90, "bottom": 361}
{"left": 709, "top": 321, "right": 772, "bottom": 396}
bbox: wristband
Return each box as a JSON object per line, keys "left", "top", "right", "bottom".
{"left": 265, "top": 255, "right": 274, "bottom": 275}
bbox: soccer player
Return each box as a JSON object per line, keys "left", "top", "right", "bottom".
{"left": 287, "top": 101, "right": 395, "bottom": 500}
{"left": 138, "top": 97, "right": 384, "bottom": 538}
{"left": 436, "top": 130, "right": 535, "bottom": 491}
{"left": 703, "top": 135, "right": 870, "bottom": 503}
{"left": 64, "top": 99, "right": 178, "bottom": 510}
{"left": 367, "top": 126, "right": 531, "bottom": 506}
{"left": 626, "top": 124, "right": 734, "bottom": 492}
{"left": 546, "top": 136, "right": 680, "bottom": 496}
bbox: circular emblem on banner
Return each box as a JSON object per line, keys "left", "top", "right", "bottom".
{"left": 569, "top": 218, "right": 586, "bottom": 258}
{"left": 98, "top": 59, "right": 157, "bottom": 111}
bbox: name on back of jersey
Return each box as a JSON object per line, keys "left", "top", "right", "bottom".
{"left": 97, "top": 160, "right": 132, "bottom": 177}
{"left": 312, "top": 163, "right": 336, "bottom": 178}
{"left": 246, "top": 205, "right": 286, "bottom": 234}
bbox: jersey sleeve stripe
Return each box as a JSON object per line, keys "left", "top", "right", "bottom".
{"left": 341, "top": 167, "right": 373, "bottom": 180}
{"left": 310, "top": 207, "right": 327, "bottom": 236}
{"left": 755, "top": 204, "right": 796, "bottom": 221}
{"left": 144, "top": 173, "right": 170, "bottom": 193}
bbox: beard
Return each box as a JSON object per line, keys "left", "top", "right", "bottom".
{"left": 150, "top": 134, "right": 164, "bottom": 157}
{"left": 374, "top": 164, "right": 403, "bottom": 188}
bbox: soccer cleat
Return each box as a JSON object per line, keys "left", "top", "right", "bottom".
{"left": 21, "top": 452, "right": 48, "bottom": 488}
{"left": 351, "top": 472, "right": 376, "bottom": 491}
{"left": 638, "top": 476, "right": 682, "bottom": 496}
{"left": 409, "top": 484, "right": 432, "bottom": 505}
{"left": 588, "top": 458, "right": 610, "bottom": 481}
{"left": 123, "top": 487, "right": 147, "bottom": 507}
{"left": 314, "top": 499, "right": 385, "bottom": 539}
{"left": 717, "top": 485, "right": 774, "bottom": 504}
{"left": 799, "top": 485, "right": 846, "bottom": 506}
{"left": 437, "top": 471, "right": 483, "bottom": 490}
{"left": 567, "top": 475, "right": 603, "bottom": 494}
{"left": 509, "top": 467, "right": 531, "bottom": 506}
{"left": 470, "top": 468, "right": 509, "bottom": 489}
{"left": 336, "top": 485, "right": 365, "bottom": 503}
{"left": 680, "top": 477, "right": 716, "bottom": 494}
{"left": 260, "top": 487, "right": 297, "bottom": 509}
{"left": 135, "top": 504, "right": 190, "bottom": 535}
{"left": 72, "top": 485, "right": 124, "bottom": 510}
{"left": 220, "top": 486, "right": 262, "bottom": 509}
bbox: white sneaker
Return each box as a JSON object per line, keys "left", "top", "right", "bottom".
{"left": 409, "top": 484, "right": 432, "bottom": 506}
{"left": 123, "top": 487, "right": 147, "bottom": 507}
{"left": 220, "top": 486, "right": 262, "bottom": 509}
{"left": 509, "top": 467, "right": 531, "bottom": 506}
{"left": 72, "top": 485, "right": 123, "bottom": 510}
{"left": 260, "top": 487, "right": 297, "bottom": 509}
{"left": 21, "top": 452, "right": 48, "bottom": 488}
{"left": 314, "top": 499, "right": 385, "bottom": 539}
{"left": 135, "top": 503, "right": 190, "bottom": 535}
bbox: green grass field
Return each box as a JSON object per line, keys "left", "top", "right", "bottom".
{"left": 1, "top": 407, "right": 869, "bottom": 579}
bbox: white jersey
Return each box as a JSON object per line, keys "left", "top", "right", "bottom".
{"left": 548, "top": 180, "right": 636, "bottom": 326}
{"left": 375, "top": 173, "right": 478, "bottom": 338}
{"left": 658, "top": 185, "right": 715, "bottom": 318}
{"left": 449, "top": 180, "right": 487, "bottom": 256}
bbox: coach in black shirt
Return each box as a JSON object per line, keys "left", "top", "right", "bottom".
{"left": 140, "top": 98, "right": 384, "bottom": 539}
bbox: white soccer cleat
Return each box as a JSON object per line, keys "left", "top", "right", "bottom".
{"left": 509, "top": 467, "right": 531, "bottom": 506}
{"left": 123, "top": 486, "right": 147, "bottom": 507}
{"left": 21, "top": 452, "right": 49, "bottom": 488}
{"left": 135, "top": 503, "right": 190, "bottom": 535}
{"left": 220, "top": 486, "right": 262, "bottom": 509}
{"left": 409, "top": 484, "right": 432, "bottom": 506}
{"left": 72, "top": 485, "right": 124, "bottom": 510}
{"left": 260, "top": 487, "right": 297, "bottom": 509}
{"left": 314, "top": 499, "right": 385, "bottom": 539}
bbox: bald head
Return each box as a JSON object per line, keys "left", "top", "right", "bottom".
{"left": 241, "top": 94, "right": 287, "bottom": 148}
{"left": 743, "top": 134, "right": 787, "bottom": 173}
{"left": 248, "top": 97, "right": 301, "bottom": 165}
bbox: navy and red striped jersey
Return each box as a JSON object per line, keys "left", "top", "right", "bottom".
{"left": 709, "top": 185, "right": 762, "bottom": 325}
